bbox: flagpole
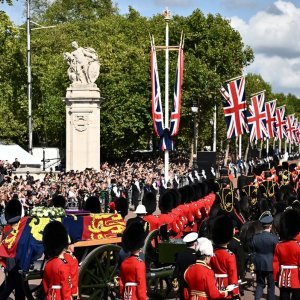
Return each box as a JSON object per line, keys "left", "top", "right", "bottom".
{"left": 238, "top": 135, "right": 242, "bottom": 159}
{"left": 279, "top": 138, "right": 282, "bottom": 155}
{"left": 213, "top": 101, "right": 217, "bottom": 152}
{"left": 164, "top": 8, "right": 170, "bottom": 182}
{"left": 266, "top": 139, "right": 269, "bottom": 156}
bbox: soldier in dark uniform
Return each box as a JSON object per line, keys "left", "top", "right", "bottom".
{"left": 173, "top": 232, "right": 198, "bottom": 299}
{"left": 252, "top": 211, "right": 278, "bottom": 300}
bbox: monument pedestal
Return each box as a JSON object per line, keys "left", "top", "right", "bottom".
{"left": 65, "top": 85, "right": 100, "bottom": 171}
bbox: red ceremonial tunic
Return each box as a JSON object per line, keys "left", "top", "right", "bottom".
{"left": 119, "top": 255, "right": 147, "bottom": 300}
{"left": 143, "top": 214, "right": 159, "bottom": 232}
{"left": 273, "top": 240, "right": 300, "bottom": 288}
{"left": 210, "top": 247, "right": 239, "bottom": 298}
{"left": 43, "top": 257, "right": 72, "bottom": 300}
{"left": 184, "top": 260, "right": 227, "bottom": 300}
{"left": 63, "top": 251, "right": 79, "bottom": 296}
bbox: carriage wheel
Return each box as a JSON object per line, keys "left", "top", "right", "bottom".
{"left": 79, "top": 244, "right": 121, "bottom": 300}
{"left": 142, "top": 229, "right": 160, "bottom": 269}
{"left": 142, "top": 230, "right": 173, "bottom": 299}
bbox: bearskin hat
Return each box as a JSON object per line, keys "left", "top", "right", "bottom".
{"left": 282, "top": 161, "right": 289, "bottom": 170}
{"left": 142, "top": 192, "right": 157, "bottom": 215}
{"left": 169, "top": 188, "right": 181, "bottom": 208}
{"left": 114, "top": 197, "right": 128, "bottom": 219}
{"left": 122, "top": 222, "right": 146, "bottom": 252}
{"left": 219, "top": 168, "right": 228, "bottom": 177}
{"left": 253, "top": 166, "right": 263, "bottom": 176}
{"left": 212, "top": 215, "right": 234, "bottom": 245}
{"left": 84, "top": 196, "right": 101, "bottom": 213}
{"left": 51, "top": 195, "right": 66, "bottom": 208}
{"left": 280, "top": 208, "right": 300, "bottom": 240}
{"left": 43, "top": 221, "right": 69, "bottom": 258}
{"left": 159, "top": 191, "right": 174, "bottom": 213}
{"left": 5, "top": 199, "right": 22, "bottom": 224}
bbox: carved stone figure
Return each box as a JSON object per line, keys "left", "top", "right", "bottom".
{"left": 64, "top": 41, "right": 100, "bottom": 86}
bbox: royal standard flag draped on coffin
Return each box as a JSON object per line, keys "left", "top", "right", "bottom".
{"left": 0, "top": 214, "right": 125, "bottom": 271}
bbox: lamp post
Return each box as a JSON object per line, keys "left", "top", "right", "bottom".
{"left": 191, "top": 98, "right": 199, "bottom": 170}
{"left": 26, "top": 0, "right": 55, "bottom": 154}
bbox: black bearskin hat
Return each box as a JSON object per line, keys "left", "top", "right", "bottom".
{"left": 219, "top": 168, "right": 228, "bottom": 177}
{"left": 51, "top": 195, "right": 66, "bottom": 208}
{"left": 5, "top": 199, "right": 22, "bottom": 224}
{"left": 43, "top": 221, "right": 69, "bottom": 258}
{"left": 142, "top": 192, "right": 157, "bottom": 215}
{"left": 84, "top": 196, "right": 101, "bottom": 213}
{"left": 282, "top": 161, "right": 289, "bottom": 170}
{"left": 115, "top": 197, "right": 129, "bottom": 219}
{"left": 122, "top": 222, "right": 146, "bottom": 252}
{"left": 212, "top": 215, "right": 234, "bottom": 245}
{"left": 254, "top": 166, "right": 263, "bottom": 176}
{"left": 280, "top": 208, "right": 300, "bottom": 240}
{"left": 159, "top": 191, "right": 174, "bottom": 213}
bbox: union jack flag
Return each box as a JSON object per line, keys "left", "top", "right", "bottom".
{"left": 286, "top": 114, "right": 296, "bottom": 144}
{"left": 275, "top": 106, "right": 286, "bottom": 140}
{"left": 151, "top": 38, "right": 164, "bottom": 138}
{"left": 293, "top": 117, "right": 299, "bottom": 145}
{"left": 150, "top": 35, "right": 184, "bottom": 151}
{"left": 265, "top": 100, "right": 277, "bottom": 138}
{"left": 220, "top": 76, "right": 248, "bottom": 138}
{"left": 169, "top": 39, "right": 184, "bottom": 137}
{"left": 247, "top": 91, "right": 268, "bottom": 142}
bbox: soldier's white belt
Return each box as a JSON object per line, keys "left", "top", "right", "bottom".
{"left": 215, "top": 274, "right": 229, "bottom": 278}
{"left": 281, "top": 265, "right": 297, "bottom": 270}
{"left": 125, "top": 282, "right": 138, "bottom": 287}
{"left": 51, "top": 285, "right": 62, "bottom": 289}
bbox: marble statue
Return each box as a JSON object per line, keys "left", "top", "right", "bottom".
{"left": 64, "top": 41, "right": 100, "bottom": 86}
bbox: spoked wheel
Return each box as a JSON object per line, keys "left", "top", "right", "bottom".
{"left": 142, "top": 230, "right": 174, "bottom": 299}
{"left": 79, "top": 244, "right": 121, "bottom": 300}
{"left": 142, "top": 229, "right": 160, "bottom": 269}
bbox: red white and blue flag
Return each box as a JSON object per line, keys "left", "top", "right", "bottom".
{"left": 247, "top": 91, "right": 268, "bottom": 142}
{"left": 275, "top": 106, "right": 286, "bottom": 140}
{"left": 220, "top": 76, "right": 248, "bottom": 139}
{"left": 265, "top": 100, "right": 277, "bottom": 139}
{"left": 169, "top": 41, "right": 184, "bottom": 137}
{"left": 150, "top": 35, "right": 184, "bottom": 151}
{"left": 151, "top": 38, "right": 164, "bottom": 138}
{"left": 286, "top": 114, "right": 296, "bottom": 144}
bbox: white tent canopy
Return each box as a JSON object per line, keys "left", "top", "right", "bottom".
{"left": 0, "top": 144, "right": 41, "bottom": 167}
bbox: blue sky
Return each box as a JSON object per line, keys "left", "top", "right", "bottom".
{"left": 2, "top": 0, "right": 300, "bottom": 96}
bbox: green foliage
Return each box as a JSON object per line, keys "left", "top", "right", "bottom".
{"left": 1, "top": 3, "right": 297, "bottom": 158}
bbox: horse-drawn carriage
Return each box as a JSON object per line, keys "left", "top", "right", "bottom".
{"left": 0, "top": 211, "right": 189, "bottom": 300}
{"left": 0, "top": 190, "right": 216, "bottom": 300}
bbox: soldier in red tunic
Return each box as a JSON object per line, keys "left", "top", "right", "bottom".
{"left": 42, "top": 221, "right": 78, "bottom": 300}
{"left": 273, "top": 208, "right": 300, "bottom": 299}
{"left": 210, "top": 215, "right": 240, "bottom": 299}
{"left": 119, "top": 222, "right": 147, "bottom": 300}
{"left": 184, "top": 237, "right": 234, "bottom": 300}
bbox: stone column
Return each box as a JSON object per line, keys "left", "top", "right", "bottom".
{"left": 65, "top": 85, "right": 100, "bottom": 171}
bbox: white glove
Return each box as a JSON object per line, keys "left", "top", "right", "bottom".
{"left": 226, "top": 284, "right": 236, "bottom": 292}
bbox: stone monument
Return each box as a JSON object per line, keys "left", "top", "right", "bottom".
{"left": 64, "top": 41, "right": 101, "bottom": 171}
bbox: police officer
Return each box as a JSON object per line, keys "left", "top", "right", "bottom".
{"left": 252, "top": 211, "right": 278, "bottom": 300}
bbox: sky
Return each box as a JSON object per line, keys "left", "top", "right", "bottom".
{"left": 2, "top": 0, "right": 300, "bottom": 97}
